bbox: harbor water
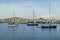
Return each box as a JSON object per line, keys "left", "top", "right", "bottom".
{"left": 0, "top": 23, "right": 60, "bottom": 40}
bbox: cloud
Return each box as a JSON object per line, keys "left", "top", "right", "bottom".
{"left": 0, "top": 0, "right": 60, "bottom": 19}
{"left": 0, "top": 0, "right": 49, "bottom": 8}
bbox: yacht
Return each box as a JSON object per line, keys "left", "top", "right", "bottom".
{"left": 27, "top": 9, "right": 38, "bottom": 26}
{"left": 41, "top": 2, "right": 57, "bottom": 28}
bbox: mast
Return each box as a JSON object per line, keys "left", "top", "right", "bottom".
{"left": 33, "top": 9, "right": 35, "bottom": 23}
{"left": 13, "top": 11, "right": 14, "bottom": 18}
{"left": 53, "top": 0, "right": 55, "bottom": 21}
{"left": 13, "top": 11, "right": 15, "bottom": 23}
{"left": 49, "top": 2, "right": 51, "bottom": 23}
{"left": 12, "top": 3, "right": 15, "bottom": 23}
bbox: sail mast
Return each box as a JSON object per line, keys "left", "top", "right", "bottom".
{"left": 13, "top": 11, "right": 15, "bottom": 23}
{"left": 33, "top": 9, "right": 35, "bottom": 23}
{"left": 49, "top": 1, "right": 51, "bottom": 23}
{"left": 13, "top": 11, "right": 14, "bottom": 18}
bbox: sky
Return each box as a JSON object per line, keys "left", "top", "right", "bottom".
{"left": 0, "top": 0, "right": 60, "bottom": 19}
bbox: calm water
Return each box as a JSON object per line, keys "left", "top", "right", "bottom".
{"left": 0, "top": 23, "right": 60, "bottom": 40}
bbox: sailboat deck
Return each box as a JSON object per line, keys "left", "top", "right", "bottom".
{"left": 27, "top": 23, "right": 38, "bottom": 26}
{"left": 41, "top": 24, "right": 57, "bottom": 28}
{"left": 8, "top": 22, "right": 18, "bottom": 27}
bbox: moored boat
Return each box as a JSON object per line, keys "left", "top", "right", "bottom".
{"left": 41, "top": 2, "right": 57, "bottom": 28}
{"left": 8, "top": 11, "right": 18, "bottom": 27}
{"left": 27, "top": 23, "right": 38, "bottom": 26}
{"left": 27, "top": 9, "right": 38, "bottom": 26}
{"left": 41, "top": 24, "right": 57, "bottom": 28}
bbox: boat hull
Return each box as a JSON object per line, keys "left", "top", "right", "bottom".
{"left": 41, "top": 25, "right": 57, "bottom": 28}
{"left": 27, "top": 23, "right": 38, "bottom": 26}
{"left": 8, "top": 24, "right": 18, "bottom": 27}
{"left": 8, "top": 23, "right": 18, "bottom": 27}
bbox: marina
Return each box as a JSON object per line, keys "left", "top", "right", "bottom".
{"left": 0, "top": 0, "right": 60, "bottom": 40}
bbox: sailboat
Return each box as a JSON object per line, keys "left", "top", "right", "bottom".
{"left": 8, "top": 12, "right": 18, "bottom": 27}
{"left": 41, "top": 2, "right": 57, "bottom": 28}
{"left": 27, "top": 9, "right": 38, "bottom": 26}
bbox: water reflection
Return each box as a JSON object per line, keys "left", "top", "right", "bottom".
{"left": 7, "top": 24, "right": 59, "bottom": 40}
{"left": 41, "top": 28, "right": 57, "bottom": 39}
{"left": 8, "top": 26, "right": 18, "bottom": 40}
{"left": 0, "top": 23, "right": 60, "bottom": 40}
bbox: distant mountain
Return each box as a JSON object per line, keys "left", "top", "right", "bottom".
{"left": 3, "top": 17, "right": 28, "bottom": 23}
{"left": 0, "top": 17, "right": 60, "bottom": 23}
